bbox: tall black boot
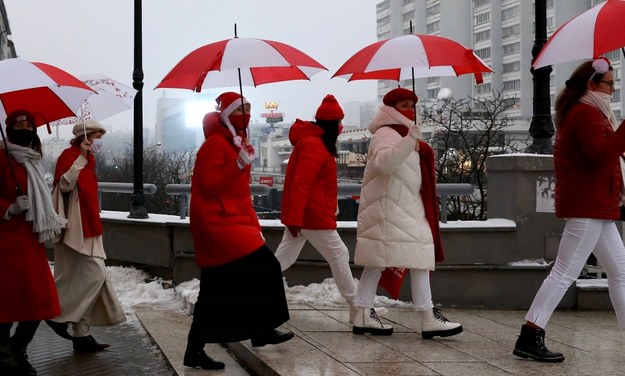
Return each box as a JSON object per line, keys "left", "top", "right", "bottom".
{"left": 183, "top": 331, "right": 224, "bottom": 370}
{"left": 513, "top": 324, "right": 565, "bottom": 363}
{"left": 10, "top": 321, "right": 40, "bottom": 376}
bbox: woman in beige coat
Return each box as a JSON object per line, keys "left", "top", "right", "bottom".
{"left": 352, "top": 88, "right": 462, "bottom": 339}
{"left": 47, "top": 121, "right": 126, "bottom": 353}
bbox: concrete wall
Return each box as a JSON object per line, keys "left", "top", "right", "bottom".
{"left": 48, "top": 154, "right": 595, "bottom": 309}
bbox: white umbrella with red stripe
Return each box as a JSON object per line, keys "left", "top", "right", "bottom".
{"left": 332, "top": 34, "right": 492, "bottom": 84}
{"left": 533, "top": 0, "right": 625, "bottom": 69}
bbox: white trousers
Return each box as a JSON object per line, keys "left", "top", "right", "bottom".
{"left": 274, "top": 228, "right": 357, "bottom": 303}
{"left": 526, "top": 218, "right": 625, "bottom": 329}
{"left": 354, "top": 266, "right": 434, "bottom": 311}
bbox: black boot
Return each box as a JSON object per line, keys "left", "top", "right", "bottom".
{"left": 45, "top": 320, "right": 73, "bottom": 340}
{"left": 513, "top": 324, "right": 564, "bottom": 362}
{"left": 183, "top": 349, "right": 225, "bottom": 370}
{"left": 250, "top": 329, "right": 294, "bottom": 348}
{"left": 10, "top": 350, "right": 36, "bottom": 376}
{"left": 0, "top": 337, "right": 19, "bottom": 376}
{"left": 72, "top": 335, "right": 110, "bottom": 353}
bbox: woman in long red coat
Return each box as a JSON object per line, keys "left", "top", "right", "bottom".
{"left": 184, "top": 92, "right": 293, "bottom": 371}
{"left": 0, "top": 110, "right": 65, "bottom": 375}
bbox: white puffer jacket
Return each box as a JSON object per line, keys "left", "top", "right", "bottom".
{"left": 354, "top": 106, "right": 435, "bottom": 270}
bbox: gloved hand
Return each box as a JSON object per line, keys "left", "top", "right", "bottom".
{"left": 407, "top": 125, "right": 422, "bottom": 141}
{"left": 236, "top": 145, "right": 255, "bottom": 170}
{"left": 287, "top": 225, "right": 301, "bottom": 238}
{"left": 8, "top": 195, "right": 29, "bottom": 216}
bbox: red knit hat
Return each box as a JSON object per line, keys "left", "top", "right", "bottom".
{"left": 383, "top": 88, "right": 419, "bottom": 107}
{"left": 315, "top": 94, "right": 344, "bottom": 121}
{"left": 216, "top": 91, "right": 249, "bottom": 118}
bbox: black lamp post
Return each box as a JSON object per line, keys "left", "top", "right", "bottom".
{"left": 526, "top": 0, "right": 554, "bottom": 154}
{"left": 128, "top": 0, "right": 148, "bottom": 218}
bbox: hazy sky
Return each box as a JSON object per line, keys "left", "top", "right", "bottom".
{"left": 5, "top": 0, "right": 381, "bottom": 139}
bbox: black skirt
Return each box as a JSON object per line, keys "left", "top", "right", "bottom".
{"left": 189, "top": 245, "right": 290, "bottom": 343}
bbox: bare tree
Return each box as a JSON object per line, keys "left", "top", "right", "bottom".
{"left": 96, "top": 146, "right": 196, "bottom": 215}
{"left": 421, "top": 90, "right": 529, "bottom": 220}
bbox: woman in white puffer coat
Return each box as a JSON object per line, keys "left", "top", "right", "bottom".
{"left": 352, "top": 88, "right": 462, "bottom": 339}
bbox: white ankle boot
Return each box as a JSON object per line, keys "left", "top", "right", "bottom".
{"left": 420, "top": 307, "right": 462, "bottom": 339}
{"left": 349, "top": 305, "right": 388, "bottom": 324}
{"left": 352, "top": 307, "right": 393, "bottom": 336}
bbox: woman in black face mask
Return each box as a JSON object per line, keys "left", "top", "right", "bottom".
{"left": 0, "top": 109, "right": 64, "bottom": 376}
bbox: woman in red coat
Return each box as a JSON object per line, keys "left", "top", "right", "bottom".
{"left": 185, "top": 92, "right": 293, "bottom": 371}
{"left": 0, "top": 110, "right": 65, "bottom": 375}
{"left": 513, "top": 58, "right": 625, "bottom": 363}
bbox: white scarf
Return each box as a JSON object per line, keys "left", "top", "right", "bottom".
{"left": 580, "top": 91, "right": 625, "bottom": 204}
{"left": 1, "top": 142, "right": 66, "bottom": 242}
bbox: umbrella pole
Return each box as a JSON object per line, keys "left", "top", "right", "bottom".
{"left": 237, "top": 67, "right": 250, "bottom": 145}
{"left": 0, "top": 125, "right": 23, "bottom": 195}
{"left": 411, "top": 67, "right": 417, "bottom": 125}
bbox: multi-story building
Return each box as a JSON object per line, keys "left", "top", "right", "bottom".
{"left": 376, "top": 0, "right": 623, "bottom": 119}
{"left": 0, "top": 1, "right": 16, "bottom": 61}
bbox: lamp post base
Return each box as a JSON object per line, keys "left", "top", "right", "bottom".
{"left": 128, "top": 193, "right": 149, "bottom": 219}
{"left": 525, "top": 138, "right": 553, "bottom": 155}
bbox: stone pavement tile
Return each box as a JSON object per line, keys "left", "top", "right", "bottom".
{"left": 345, "top": 361, "right": 439, "bottom": 376}
{"left": 133, "top": 304, "right": 249, "bottom": 376}
{"left": 304, "top": 331, "right": 415, "bottom": 363}
{"left": 230, "top": 331, "right": 359, "bottom": 376}
{"left": 287, "top": 309, "right": 351, "bottom": 332}
{"left": 29, "top": 319, "right": 172, "bottom": 376}
{"left": 422, "top": 361, "right": 515, "bottom": 376}
{"left": 374, "top": 333, "right": 480, "bottom": 363}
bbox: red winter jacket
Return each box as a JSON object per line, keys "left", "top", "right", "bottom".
{"left": 190, "top": 114, "right": 264, "bottom": 268}
{"left": 554, "top": 102, "right": 625, "bottom": 219}
{"left": 281, "top": 120, "right": 338, "bottom": 229}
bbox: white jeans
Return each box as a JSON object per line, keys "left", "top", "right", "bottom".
{"left": 354, "top": 266, "right": 434, "bottom": 311}
{"left": 274, "top": 228, "right": 357, "bottom": 303}
{"left": 526, "top": 218, "right": 625, "bottom": 329}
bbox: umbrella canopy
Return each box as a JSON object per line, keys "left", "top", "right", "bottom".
{"left": 0, "top": 58, "right": 94, "bottom": 128}
{"left": 156, "top": 37, "right": 327, "bottom": 92}
{"left": 50, "top": 74, "right": 137, "bottom": 126}
{"left": 533, "top": 0, "right": 625, "bottom": 69}
{"left": 332, "top": 34, "right": 493, "bottom": 84}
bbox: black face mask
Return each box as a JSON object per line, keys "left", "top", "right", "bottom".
{"left": 7, "top": 128, "right": 36, "bottom": 147}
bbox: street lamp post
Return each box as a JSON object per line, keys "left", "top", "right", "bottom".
{"left": 526, "top": 0, "right": 554, "bottom": 154}
{"left": 129, "top": 0, "right": 148, "bottom": 218}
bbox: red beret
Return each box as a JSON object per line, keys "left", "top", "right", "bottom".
{"left": 383, "top": 88, "right": 419, "bottom": 107}
{"left": 315, "top": 94, "right": 344, "bottom": 121}
{"left": 5, "top": 110, "right": 36, "bottom": 129}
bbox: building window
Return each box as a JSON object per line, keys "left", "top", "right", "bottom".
{"left": 503, "top": 42, "right": 520, "bottom": 56}
{"left": 377, "top": 15, "right": 391, "bottom": 26}
{"left": 377, "top": 1, "right": 390, "bottom": 12}
{"left": 613, "top": 89, "right": 621, "bottom": 102}
{"left": 476, "top": 83, "right": 492, "bottom": 94}
{"left": 503, "top": 61, "right": 521, "bottom": 73}
{"left": 475, "top": 47, "right": 491, "bottom": 59}
{"left": 502, "top": 24, "right": 520, "bottom": 38}
{"left": 427, "top": 77, "right": 440, "bottom": 84}
{"left": 503, "top": 79, "right": 521, "bottom": 91}
{"left": 603, "top": 50, "right": 620, "bottom": 61}
{"left": 426, "top": 4, "right": 440, "bottom": 16}
{"left": 474, "top": 12, "right": 490, "bottom": 25}
{"left": 502, "top": 6, "right": 519, "bottom": 21}
{"left": 403, "top": 12, "right": 414, "bottom": 22}
{"left": 427, "top": 88, "right": 438, "bottom": 99}
{"left": 474, "top": 29, "right": 491, "bottom": 43}
{"left": 547, "top": 0, "right": 554, "bottom": 9}
{"left": 473, "top": 0, "right": 490, "bottom": 7}
{"left": 426, "top": 21, "right": 440, "bottom": 33}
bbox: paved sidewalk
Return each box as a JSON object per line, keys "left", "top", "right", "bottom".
{"left": 29, "top": 302, "right": 625, "bottom": 375}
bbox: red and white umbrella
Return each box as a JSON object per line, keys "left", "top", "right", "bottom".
{"left": 51, "top": 74, "right": 137, "bottom": 126}
{"left": 333, "top": 34, "right": 492, "bottom": 84}
{"left": 156, "top": 37, "right": 327, "bottom": 92}
{"left": 533, "top": 0, "right": 625, "bottom": 69}
{"left": 0, "top": 58, "right": 95, "bottom": 129}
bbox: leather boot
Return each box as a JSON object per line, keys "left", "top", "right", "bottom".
{"left": 0, "top": 338, "right": 19, "bottom": 375}
{"left": 183, "top": 349, "right": 225, "bottom": 370}
{"left": 513, "top": 324, "right": 565, "bottom": 362}
{"left": 72, "top": 335, "right": 110, "bottom": 353}
{"left": 349, "top": 305, "right": 388, "bottom": 324}
{"left": 352, "top": 307, "right": 393, "bottom": 336}
{"left": 250, "top": 329, "right": 295, "bottom": 347}
{"left": 420, "top": 307, "right": 463, "bottom": 339}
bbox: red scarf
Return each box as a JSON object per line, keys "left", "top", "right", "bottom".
{"left": 54, "top": 146, "right": 103, "bottom": 238}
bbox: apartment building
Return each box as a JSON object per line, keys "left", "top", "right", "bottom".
{"left": 376, "top": 0, "right": 623, "bottom": 119}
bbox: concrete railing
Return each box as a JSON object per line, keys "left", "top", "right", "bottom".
{"left": 97, "top": 182, "right": 157, "bottom": 211}
{"left": 163, "top": 183, "right": 473, "bottom": 221}
{"left": 164, "top": 183, "right": 272, "bottom": 220}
